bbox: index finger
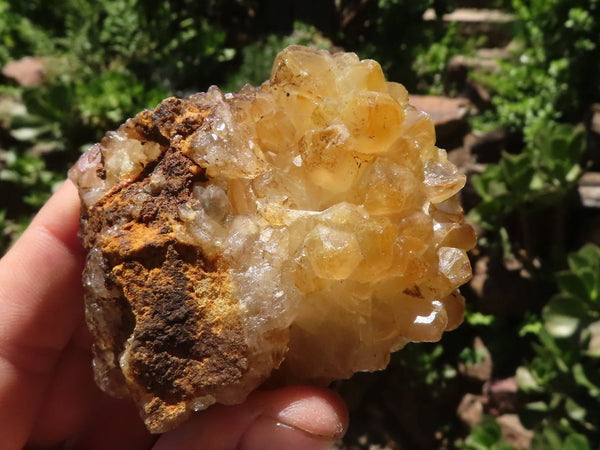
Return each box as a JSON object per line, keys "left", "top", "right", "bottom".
{"left": 0, "top": 180, "right": 86, "bottom": 449}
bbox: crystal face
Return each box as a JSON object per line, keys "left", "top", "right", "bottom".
{"left": 69, "top": 45, "right": 476, "bottom": 433}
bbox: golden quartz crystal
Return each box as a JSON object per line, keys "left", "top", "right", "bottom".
{"left": 69, "top": 46, "right": 476, "bottom": 433}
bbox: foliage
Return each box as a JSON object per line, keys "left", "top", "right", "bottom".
{"left": 414, "top": 23, "right": 485, "bottom": 95}
{"left": 516, "top": 245, "right": 600, "bottom": 446}
{"left": 393, "top": 342, "right": 458, "bottom": 390}
{"left": 530, "top": 427, "right": 590, "bottom": 450}
{"left": 0, "top": 149, "right": 62, "bottom": 207}
{"left": 465, "top": 4, "right": 599, "bottom": 444}
{"left": 0, "top": 0, "right": 54, "bottom": 66}
{"left": 461, "top": 415, "right": 591, "bottom": 450}
{"left": 2, "top": 0, "right": 237, "bottom": 88}
{"left": 467, "top": 0, "right": 599, "bottom": 271}
{"left": 469, "top": 123, "right": 586, "bottom": 265}
{"left": 458, "top": 416, "right": 516, "bottom": 450}
{"left": 470, "top": 123, "right": 585, "bottom": 230}
{"left": 473, "top": 0, "right": 600, "bottom": 141}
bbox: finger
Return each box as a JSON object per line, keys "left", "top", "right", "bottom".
{"left": 0, "top": 180, "right": 86, "bottom": 449}
{"left": 28, "top": 326, "right": 99, "bottom": 447}
{"left": 154, "top": 386, "right": 348, "bottom": 450}
{"left": 63, "top": 395, "right": 157, "bottom": 450}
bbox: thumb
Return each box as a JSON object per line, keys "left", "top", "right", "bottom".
{"left": 153, "top": 386, "right": 348, "bottom": 450}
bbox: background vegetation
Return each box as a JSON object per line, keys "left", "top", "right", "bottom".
{"left": 1, "top": 0, "right": 599, "bottom": 448}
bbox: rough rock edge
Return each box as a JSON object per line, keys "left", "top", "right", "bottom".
{"left": 78, "top": 98, "right": 252, "bottom": 433}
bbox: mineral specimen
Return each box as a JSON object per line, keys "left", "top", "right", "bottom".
{"left": 69, "top": 45, "right": 476, "bottom": 433}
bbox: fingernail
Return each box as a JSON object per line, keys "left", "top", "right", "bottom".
{"left": 275, "top": 395, "right": 346, "bottom": 439}
{"left": 240, "top": 415, "right": 334, "bottom": 450}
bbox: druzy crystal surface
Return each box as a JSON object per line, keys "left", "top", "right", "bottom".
{"left": 69, "top": 46, "right": 476, "bottom": 433}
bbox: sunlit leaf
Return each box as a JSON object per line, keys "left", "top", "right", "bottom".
{"left": 565, "top": 397, "right": 586, "bottom": 422}
{"left": 516, "top": 366, "right": 542, "bottom": 393}
{"left": 543, "top": 294, "right": 588, "bottom": 338}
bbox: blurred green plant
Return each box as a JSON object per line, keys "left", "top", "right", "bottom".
{"left": 0, "top": 0, "right": 54, "bottom": 66}
{"left": 473, "top": 0, "right": 600, "bottom": 141}
{"left": 463, "top": 5, "right": 599, "bottom": 444}
{"left": 458, "top": 416, "right": 516, "bottom": 450}
{"left": 469, "top": 124, "right": 586, "bottom": 267}
{"left": 460, "top": 415, "right": 591, "bottom": 450}
{"left": 0, "top": 149, "right": 62, "bottom": 207}
{"left": 2, "top": 0, "right": 237, "bottom": 88}
{"left": 414, "top": 23, "right": 485, "bottom": 95}
{"left": 530, "top": 427, "right": 590, "bottom": 450}
{"left": 516, "top": 244, "right": 600, "bottom": 447}
{"left": 395, "top": 342, "right": 459, "bottom": 390}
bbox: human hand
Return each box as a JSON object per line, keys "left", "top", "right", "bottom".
{"left": 0, "top": 180, "right": 348, "bottom": 449}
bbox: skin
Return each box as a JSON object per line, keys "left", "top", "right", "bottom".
{"left": 0, "top": 180, "right": 348, "bottom": 450}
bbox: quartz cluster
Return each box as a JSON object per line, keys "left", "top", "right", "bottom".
{"left": 69, "top": 45, "right": 476, "bottom": 433}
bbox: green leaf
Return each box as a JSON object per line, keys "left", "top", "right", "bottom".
{"left": 579, "top": 269, "right": 600, "bottom": 303}
{"left": 10, "top": 126, "right": 44, "bottom": 141}
{"left": 529, "top": 172, "right": 545, "bottom": 190}
{"left": 531, "top": 427, "right": 589, "bottom": 450}
{"left": 466, "top": 312, "right": 495, "bottom": 326}
{"left": 568, "top": 245, "right": 600, "bottom": 275}
{"left": 563, "top": 433, "right": 591, "bottom": 450}
{"left": 572, "top": 363, "right": 600, "bottom": 398}
{"left": 519, "top": 320, "right": 542, "bottom": 337}
{"left": 556, "top": 272, "right": 592, "bottom": 303}
{"left": 516, "top": 366, "right": 542, "bottom": 393}
{"left": 443, "top": 364, "right": 457, "bottom": 379}
{"left": 540, "top": 426, "right": 563, "bottom": 449}
{"left": 488, "top": 180, "right": 509, "bottom": 198}
{"left": 566, "top": 127, "right": 587, "bottom": 161}
{"left": 525, "top": 401, "right": 550, "bottom": 412}
{"left": 471, "top": 166, "right": 504, "bottom": 201}
{"left": 564, "top": 397, "right": 586, "bottom": 423}
{"left": 543, "top": 295, "right": 588, "bottom": 338}
{"left": 549, "top": 392, "right": 564, "bottom": 410}
{"left": 565, "top": 164, "right": 581, "bottom": 183}
{"left": 566, "top": 245, "right": 600, "bottom": 302}
{"left": 464, "top": 416, "right": 509, "bottom": 449}
{"left": 500, "top": 152, "right": 533, "bottom": 192}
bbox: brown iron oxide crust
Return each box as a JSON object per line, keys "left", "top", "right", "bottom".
{"left": 80, "top": 99, "right": 249, "bottom": 432}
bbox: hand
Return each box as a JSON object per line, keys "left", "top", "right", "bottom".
{"left": 0, "top": 181, "right": 348, "bottom": 449}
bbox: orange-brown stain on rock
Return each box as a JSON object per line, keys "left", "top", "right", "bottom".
{"left": 79, "top": 99, "right": 248, "bottom": 432}
{"left": 112, "top": 245, "right": 247, "bottom": 432}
